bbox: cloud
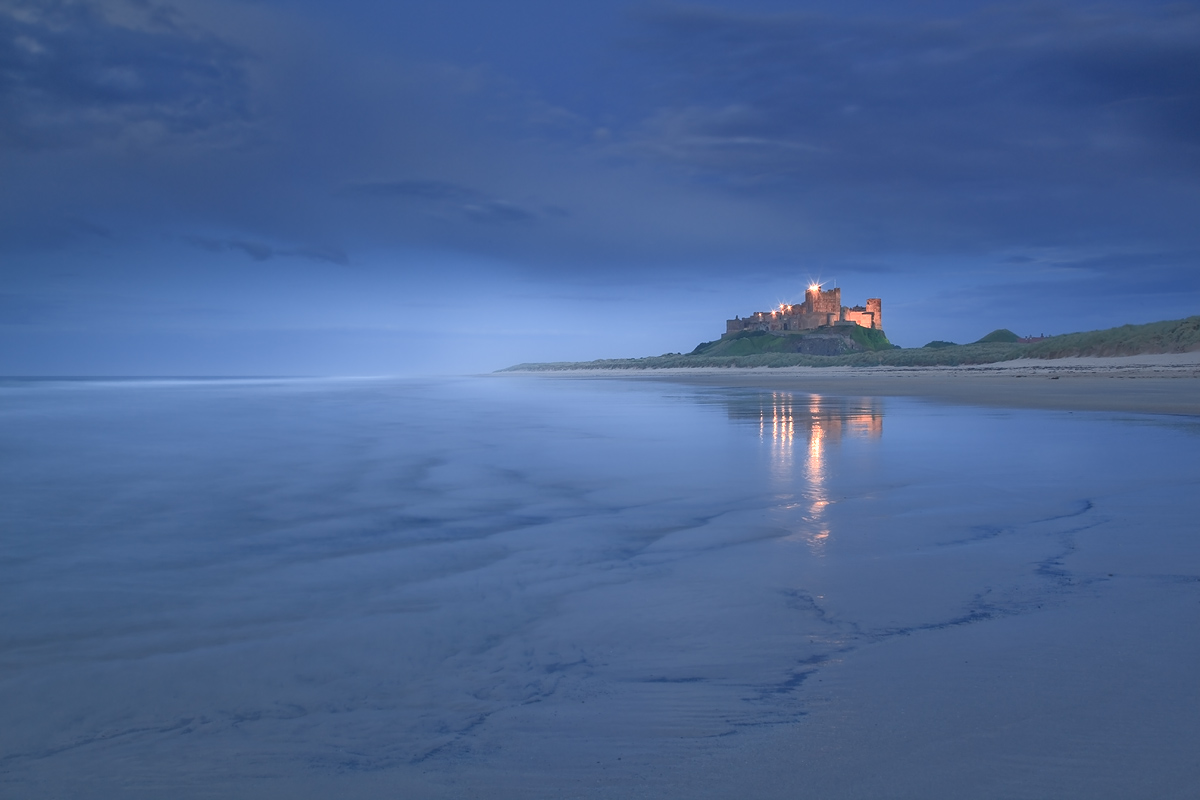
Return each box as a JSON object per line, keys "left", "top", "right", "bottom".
{"left": 347, "top": 179, "right": 540, "bottom": 224}
{"left": 0, "top": 0, "right": 250, "bottom": 149}
{"left": 940, "top": 249, "right": 1200, "bottom": 310}
{"left": 349, "top": 179, "right": 480, "bottom": 203}
{"left": 619, "top": 2, "right": 1200, "bottom": 250}
{"left": 182, "top": 235, "right": 348, "bottom": 266}
{"left": 461, "top": 201, "right": 536, "bottom": 224}
{"left": 634, "top": 3, "right": 1200, "bottom": 157}
{"left": 5, "top": 0, "right": 1200, "bottom": 287}
{"left": 1045, "top": 249, "right": 1200, "bottom": 283}
{"left": 229, "top": 239, "right": 273, "bottom": 261}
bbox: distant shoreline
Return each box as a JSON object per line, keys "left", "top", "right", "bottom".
{"left": 496, "top": 353, "right": 1200, "bottom": 416}
{"left": 500, "top": 316, "right": 1200, "bottom": 373}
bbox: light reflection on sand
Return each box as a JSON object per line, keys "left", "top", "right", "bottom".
{"left": 746, "top": 392, "right": 884, "bottom": 552}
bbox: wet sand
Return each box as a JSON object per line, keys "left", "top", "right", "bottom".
{"left": 500, "top": 352, "right": 1200, "bottom": 416}
{"left": 3, "top": 377, "right": 1198, "bottom": 799}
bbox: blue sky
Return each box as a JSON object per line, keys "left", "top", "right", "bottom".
{"left": 2, "top": 0, "right": 1199, "bottom": 374}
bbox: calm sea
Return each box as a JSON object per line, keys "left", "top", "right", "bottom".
{"left": 2, "top": 376, "right": 1198, "bottom": 798}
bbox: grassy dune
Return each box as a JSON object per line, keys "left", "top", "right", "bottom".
{"left": 500, "top": 316, "right": 1200, "bottom": 372}
{"left": 1022, "top": 316, "right": 1200, "bottom": 358}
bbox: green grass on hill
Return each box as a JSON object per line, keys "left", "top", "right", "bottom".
{"left": 690, "top": 331, "right": 803, "bottom": 356}
{"left": 1022, "top": 316, "right": 1200, "bottom": 358}
{"left": 975, "top": 328, "right": 1020, "bottom": 343}
{"left": 499, "top": 316, "right": 1200, "bottom": 372}
{"left": 690, "top": 326, "right": 894, "bottom": 357}
{"left": 845, "top": 325, "right": 894, "bottom": 351}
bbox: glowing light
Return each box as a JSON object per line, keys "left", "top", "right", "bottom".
{"left": 808, "top": 283, "right": 821, "bottom": 292}
{"left": 756, "top": 396, "right": 885, "bottom": 555}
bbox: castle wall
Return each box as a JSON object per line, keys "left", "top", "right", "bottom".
{"left": 787, "top": 314, "right": 825, "bottom": 331}
{"left": 843, "top": 309, "right": 876, "bottom": 328}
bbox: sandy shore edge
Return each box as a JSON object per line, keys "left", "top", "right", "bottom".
{"left": 494, "top": 353, "right": 1200, "bottom": 416}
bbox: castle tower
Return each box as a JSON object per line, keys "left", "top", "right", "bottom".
{"left": 804, "top": 285, "right": 841, "bottom": 325}
{"left": 804, "top": 286, "right": 841, "bottom": 312}
{"left": 866, "top": 298, "right": 882, "bottom": 330}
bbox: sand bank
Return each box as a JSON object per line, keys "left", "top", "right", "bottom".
{"left": 499, "top": 352, "right": 1200, "bottom": 416}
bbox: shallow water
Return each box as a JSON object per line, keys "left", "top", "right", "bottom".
{"left": 1, "top": 376, "right": 1198, "bottom": 798}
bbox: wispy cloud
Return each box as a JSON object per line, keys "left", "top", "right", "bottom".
{"left": 182, "top": 235, "right": 348, "bottom": 266}
{"left": 349, "top": 180, "right": 480, "bottom": 203}
{"left": 629, "top": 3, "right": 1200, "bottom": 204}
{"left": 347, "top": 179, "right": 541, "bottom": 224}
{"left": 0, "top": 0, "right": 250, "bottom": 149}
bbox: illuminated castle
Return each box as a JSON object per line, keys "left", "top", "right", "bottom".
{"left": 726, "top": 284, "right": 882, "bottom": 336}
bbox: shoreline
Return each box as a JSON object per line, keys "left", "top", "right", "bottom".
{"left": 495, "top": 353, "right": 1200, "bottom": 416}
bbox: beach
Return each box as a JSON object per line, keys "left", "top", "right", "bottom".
{"left": 499, "top": 352, "right": 1200, "bottom": 416}
{"left": 2, "top": 374, "right": 1197, "bottom": 798}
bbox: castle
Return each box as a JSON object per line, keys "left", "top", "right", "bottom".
{"left": 726, "top": 285, "right": 882, "bottom": 336}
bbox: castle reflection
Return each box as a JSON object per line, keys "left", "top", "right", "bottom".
{"left": 728, "top": 393, "right": 883, "bottom": 553}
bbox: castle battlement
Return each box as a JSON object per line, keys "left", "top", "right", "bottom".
{"left": 726, "top": 285, "right": 882, "bottom": 336}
